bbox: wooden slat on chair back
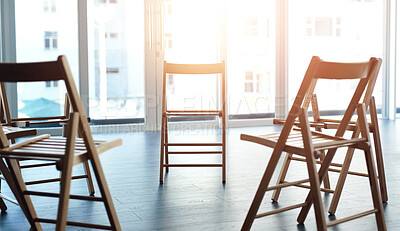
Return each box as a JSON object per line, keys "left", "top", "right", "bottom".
{"left": 314, "top": 61, "right": 372, "bottom": 80}
{"left": 0, "top": 60, "right": 63, "bottom": 82}
{"left": 165, "top": 63, "right": 224, "bottom": 74}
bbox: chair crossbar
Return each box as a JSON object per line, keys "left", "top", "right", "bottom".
{"left": 19, "top": 162, "right": 56, "bottom": 168}
{"left": 165, "top": 143, "right": 223, "bottom": 146}
{"left": 255, "top": 202, "right": 308, "bottom": 219}
{"left": 0, "top": 193, "right": 18, "bottom": 205}
{"left": 166, "top": 113, "right": 221, "bottom": 117}
{"left": 266, "top": 179, "right": 309, "bottom": 191}
{"left": 24, "top": 191, "right": 104, "bottom": 202}
{"left": 326, "top": 209, "right": 378, "bottom": 227}
{"left": 282, "top": 181, "right": 335, "bottom": 193}
{"left": 167, "top": 110, "right": 221, "bottom": 113}
{"left": 34, "top": 218, "right": 112, "bottom": 230}
{"left": 167, "top": 151, "right": 222, "bottom": 154}
{"left": 163, "top": 164, "right": 223, "bottom": 167}
{"left": 290, "top": 156, "right": 369, "bottom": 177}
{"left": 25, "top": 174, "right": 88, "bottom": 185}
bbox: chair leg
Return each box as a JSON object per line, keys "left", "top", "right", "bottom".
{"left": 222, "top": 116, "right": 227, "bottom": 183}
{"left": 89, "top": 153, "right": 121, "bottom": 230}
{"left": 328, "top": 147, "right": 355, "bottom": 215}
{"left": 319, "top": 151, "right": 331, "bottom": 189}
{"left": 3, "top": 159, "right": 42, "bottom": 231}
{"left": 55, "top": 152, "right": 74, "bottom": 231}
{"left": 241, "top": 149, "right": 283, "bottom": 231}
{"left": 160, "top": 115, "right": 166, "bottom": 183}
{"left": 370, "top": 97, "right": 388, "bottom": 202}
{"left": 0, "top": 174, "right": 6, "bottom": 211}
{"left": 75, "top": 124, "right": 96, "bottom": 196}
{"left": 271, "top": 153, "right": 292, "bottom": 201}
{"left": 364, "top": 149, "right": 386, "bottom": 230}
{"left": 304, "top": 150, "right": 327, "bottom": 230}
{"left": 0, "top": 197, "right": 6, "bottom": 212}
{"left": 373, "top": 132, "right": 388, "bottom": 202}
{"left": 83, "top": 161, "right": 95, "bottom": 196}
{"left": 165, "top": 117, "right": 169, "bottom": 173}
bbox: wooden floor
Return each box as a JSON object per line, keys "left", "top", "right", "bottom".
{"left": 1, "top": 119, "right": 400, "bottom": 230}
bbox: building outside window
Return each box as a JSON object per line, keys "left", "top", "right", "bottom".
{"left": 305, "top": 16, "right": 341, "bottom": 37}
{"left": 244, "top": 17, "right": 258, "bottom": 37}
{"left": 43, "top": 0, "right": 56, "bottom": 13}
{"left": 44, "top": 31, "right": 58, "bottom": 49}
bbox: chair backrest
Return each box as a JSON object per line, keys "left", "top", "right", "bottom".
{"left": 280, "top": 56, "right": 381, "bottom": 143}
{"left": 0, "top": 56, "right": 96, "bottom": 153}
{"left": 162, "top": 61, "right": 226, "bottom": 113}
{"left": 0, "top": 82, "right": 70, "bottom": 126}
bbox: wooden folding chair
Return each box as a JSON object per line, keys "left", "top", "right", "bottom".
{"left": 241, "top": 56, "right": 385, "bottom": 230}
{"left": 0, "top": 56, "right": 122, "bottom": 230}
{"left": 160, "top": 61, "right": 226, "bottom": 183}
{"left": 271, "top": 85, "right": 387, "bottom": 215}
{"left": 0, "top": 82, "right": 96, "bottom": 196}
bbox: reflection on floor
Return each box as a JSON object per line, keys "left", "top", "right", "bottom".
{"left": 1, "top": 119, "right": 400, "bottom": 230}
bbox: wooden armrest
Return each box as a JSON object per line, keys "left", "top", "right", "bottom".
{"left": 6, "top": 134, "right": 51, "bottom": 151}
{"left": 97, "top": 138, "right": 123, "bottom": 155}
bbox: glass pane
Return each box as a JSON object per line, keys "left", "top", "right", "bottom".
{"left": 288, "top": 0, "right": 383, "bottom": 113}
{"left": 87, "top": 0, "right": 145, "bottom": 120}
{"left": 15, "top": 0, "right": 79, "bottom": 118}
{"left": 227, "top": 0, "right": 276, "bottom": 119}
{"left": 163, "top": 0, "right": 220, "bottom": 114}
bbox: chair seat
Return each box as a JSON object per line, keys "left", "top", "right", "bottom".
{"left": 241, "top": 130, "right": 368, "bottom": 157}
{"left": 0, "top": 135, "right": 122, "bottom": 162}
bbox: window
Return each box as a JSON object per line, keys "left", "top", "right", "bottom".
{"left": 167, "top": 75, "right": 175, "bottom": 94}
{"left": 166, "top": 0, "right": 173, "bottom": 15}
{"left": 44, "top": 31, "right": 58, "bottom": 49}
{"left": 45, "top": 81, "right": 59, "bottom": 87}
{"left": 109, "top": 33, "right": 118, "bottom": 38}
{"left": 244, "top": 17, "right": 258, "bottom": 37}
{"left": 7, "top": 0, "right": 387, "bottom": 128}
{"left": 244, "top": 71, "right": 268, "bottom": 94}
{"left": 106, "top": 67, "right": 119, "bottom": 74}
{"left": 43, "top": 0, "right": 56, "bottom": 13}
{"left": 305, "top": 16, "right": 342, "bottom": 37}
{"left": 227, "top": 0, "right": 275, "bottom": 118}
{"left": 88, "top": 0, "right": 145, "bottom": 120}
{"left": 16, "top": 0, "right": 79, "bottom": 118}
{"left": 290, "top": 0, "right": 383, "bottom": 114}
{"left": 99, "top": 0, "right": 117, "bottom": 4}
{"left": 315, "top": 17, "right": 332, "bottom": 36}
{"left": 163, "top": 0, "right": 219, "bottom": 113}
{"left": 165, "top": 33, "right": 173, "bottom": 49}
{"left": 244, "top": 72, "right": 254, "bottom": 92}
{"left": 105, "top": 32, "right": 118, "bottom": 39}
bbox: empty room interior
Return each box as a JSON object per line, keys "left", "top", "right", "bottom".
{"left": 1, "top": 0, "right": 400, "bottom": 230}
